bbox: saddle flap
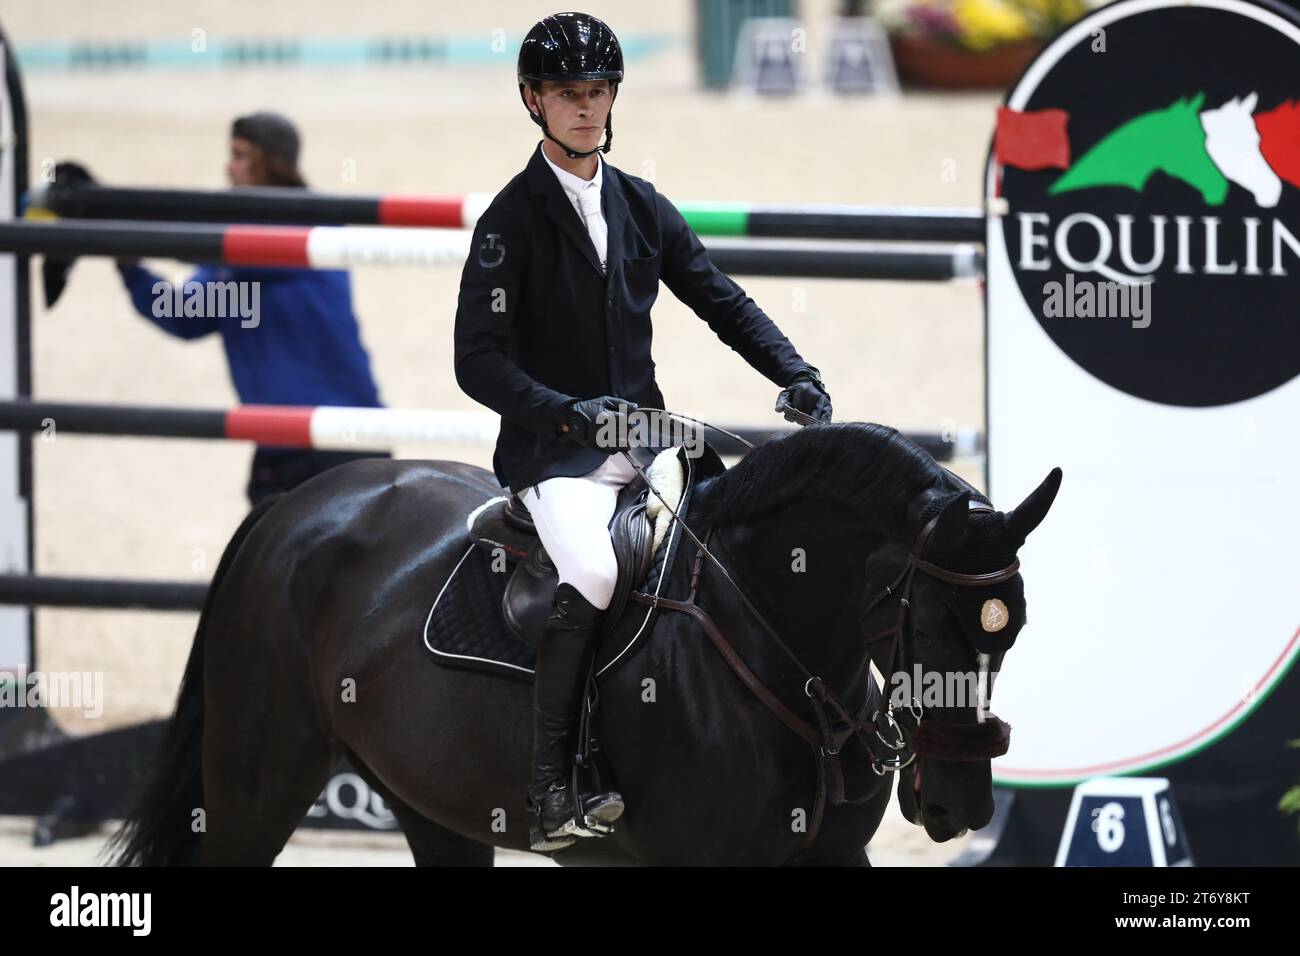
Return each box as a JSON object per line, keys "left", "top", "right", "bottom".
{"left": 603, "top": 494, "right": 654, "bottom": 627}
{"left": 502, "top": 539, "right": 557, "bottom": 648}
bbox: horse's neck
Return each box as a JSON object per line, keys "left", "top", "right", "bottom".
{"left": 697, "top": 499, "right": 888, "bottom": 689}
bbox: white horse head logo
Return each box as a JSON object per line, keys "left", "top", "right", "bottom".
{"left": 1201, "top": 92, "right": 1283, "bottom": 208}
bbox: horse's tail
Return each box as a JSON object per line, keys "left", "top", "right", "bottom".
{"left": 104, "top": 494, "right": 284, "bottom": 866}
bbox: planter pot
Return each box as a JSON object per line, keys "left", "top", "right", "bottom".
{"left": 889, "top": 34, "right": 1042, "bottom": 90}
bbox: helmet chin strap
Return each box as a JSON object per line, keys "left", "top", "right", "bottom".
{"left": 525, "top": 85, "right": 617, "bottom": 158}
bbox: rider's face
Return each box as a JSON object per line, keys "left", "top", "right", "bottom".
{"left": 526, "top": 79, "right": 612, "bottom": 150}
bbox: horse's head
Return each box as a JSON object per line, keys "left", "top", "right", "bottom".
{"left": 1254, "top": 98, "right": 1300, "bottom": 191}
{"left": 1200, "top": 92, "right": 1282, "bottom": 207}
{"left": 863, "top": 466, "right": 1062, "bottom": 842}
{"left": 1145, "top": 91, "right": 1229, "bottom": 206}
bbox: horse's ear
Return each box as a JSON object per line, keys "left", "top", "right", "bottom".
{"left": 926, "top": 491, "right": 971, "bottom": 554}
{"left": 1188, "top": 91, "right": 1205, "bottom": 111}
{"left": 1006, "top": 467, "right": 1064, "bottom": 544}
{"left": 1241, "top": 91, "right": 1258, "bottom": 113}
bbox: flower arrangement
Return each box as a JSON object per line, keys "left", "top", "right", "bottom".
{"left": 878, "top": 0, "right": 1091, "bottom": 52}
{"left": 861, "top": 0, "right": 1093, "bottom": 88}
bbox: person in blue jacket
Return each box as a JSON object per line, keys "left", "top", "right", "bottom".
{"left": 115, "top": 112, "right": 388, "bottom": 505}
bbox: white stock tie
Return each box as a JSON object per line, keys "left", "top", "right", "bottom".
{"left": 577, "top": 187, "right": 607, "bottom": 274}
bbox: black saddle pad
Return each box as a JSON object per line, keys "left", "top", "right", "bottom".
{"left": 422, "top": 450, "right": 709, "bottom": 684}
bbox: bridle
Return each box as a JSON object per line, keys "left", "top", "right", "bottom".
{"left": 620, "top": 431, "right": 1019, "bottom": 862}
{"left": 856, "top": 501, "right": 1018, "bottom": 771}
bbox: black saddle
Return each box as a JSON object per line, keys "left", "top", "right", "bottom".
{"left": 423, "top": 444, "right": 728, "bottom": 684}
{"left": 469, "top": 472, "right": 655, "bottom": 646}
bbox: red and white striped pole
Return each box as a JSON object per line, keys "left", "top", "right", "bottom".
{"left": 0, "top": 399, "right": 984, "bottom": 460}
{"left": 0, "top": 219, "right": 982, "bottom": 280}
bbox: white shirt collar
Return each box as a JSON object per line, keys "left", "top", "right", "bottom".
{"left": 541, "top": 143, "right": 603, "bottom": 204}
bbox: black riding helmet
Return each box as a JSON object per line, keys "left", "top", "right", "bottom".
{"left": 517, "top": 12, "right": 624, "bottom": 159}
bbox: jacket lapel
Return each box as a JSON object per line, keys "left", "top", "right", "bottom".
{"left": 526, "top": 141, "right": 612, "bottom": 280}
{"left": 602, "top": 164, "right": 628, "bottom": 292}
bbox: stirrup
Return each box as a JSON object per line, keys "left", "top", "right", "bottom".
{"left": 526, "top": 809, "right": 611, "bottom": 851}
{"left": 559, "top": 819, "right": 613, "bottom": 839}
{"left": 551, "top": 813, "right": 615, "bottom": 839}
{"left": 579, "top": 791, "right": 625, "bottom": 826}
{"left": 556, "top": 790, "right": 625, "bottom": 838}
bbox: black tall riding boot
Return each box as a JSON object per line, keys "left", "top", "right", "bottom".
{"left": 526, "top": 581, "right": 625, "bottom": 852}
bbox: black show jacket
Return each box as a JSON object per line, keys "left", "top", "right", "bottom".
{"left": 454, "top": 141, "right": 810, "bottom": 493}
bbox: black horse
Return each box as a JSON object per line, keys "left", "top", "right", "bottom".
{"left": 107, "top": 422, "right": 1060, "bottom": 866}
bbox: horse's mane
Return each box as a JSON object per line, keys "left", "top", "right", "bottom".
{"left": 691, "top": 422, "right": 972, "bottom": 538}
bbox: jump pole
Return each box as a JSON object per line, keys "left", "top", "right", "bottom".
{"left": 0, "top": 219, "right": 984, "bottom": 280}
{"left": 30, "top": 178, "right": 987, "bottom": 243}
{"left": 0, "top": 399, "right": 983, "bottom": 461}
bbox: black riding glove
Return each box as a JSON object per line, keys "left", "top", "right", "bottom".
{"left": 776, "top": 365, "right": 832, "bottom": 425}
{"left": 555, "top": 395, "right": 639, "bottom": 452}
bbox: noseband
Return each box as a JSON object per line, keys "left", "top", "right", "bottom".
{"left": 626, "top": 488, "right": 1018, "bottom": 862}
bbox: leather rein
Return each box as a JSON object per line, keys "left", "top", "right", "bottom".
{"left": 624, "top": 447, "right": 1019, "bottom": 862}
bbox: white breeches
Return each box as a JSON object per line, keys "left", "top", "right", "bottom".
{"left": 519, "top": 453, "right": 640, "bottom": 611}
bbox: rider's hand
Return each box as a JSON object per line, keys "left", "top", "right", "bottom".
{"left": 776, "top": 366, "right": 832, "bottom": 425}
{"left": 555, "top": 395, "right": 639, "bottom": 451}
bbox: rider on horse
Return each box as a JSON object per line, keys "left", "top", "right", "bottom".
{"left": 453, "top": 11, "right": 833, "bottom": 852}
